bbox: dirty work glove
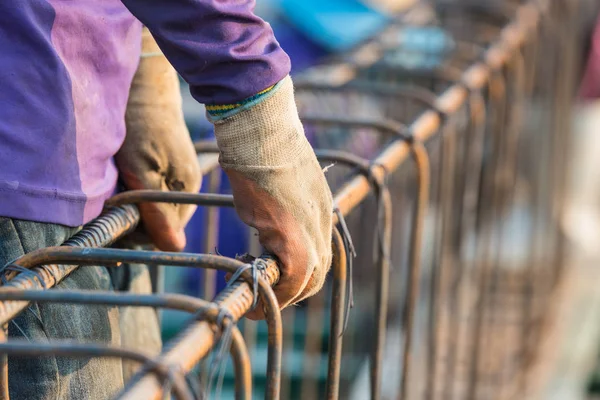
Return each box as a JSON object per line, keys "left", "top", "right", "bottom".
{"left": 115, "top": 28, "right": 201, "bottom": 252}
{"left": 208, "top": 76, "right": 333, "bottom": 318}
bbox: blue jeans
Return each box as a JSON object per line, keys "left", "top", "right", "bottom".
{"left": 0, "top": 217, "right": 162, "bottom": 399}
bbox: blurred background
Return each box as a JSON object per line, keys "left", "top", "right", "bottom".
{"left": 157, "top": 1, "right": 600, "bottom": 398}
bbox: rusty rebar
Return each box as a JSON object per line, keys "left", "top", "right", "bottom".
{"left": 199, "top": 167, "right": 223, "bottom": 389}
{"left": 0, "top": 289, "right": 252, "bottom": 400}
{"left": 466, "top": 65, "right": 509, "bottom": 400}
{"left": 2, "top": 247, "right": 281, "bottom": 400}
{"left": 202, "top": 169, "right": 223, "bottom": 301}
{"left": 106, "top": 190, "right": 234, "bottom": 208}
{"left": 98, "top": 252, "right": 281, "bottom": 400}
{"left": 325, "top": 228, "right": 347, "bottom": 400}
{"left": 0, "top": 205, "right": 139, "bottom": 316}
{"left": 0, "top": 2, "right": 563, "bottom": 399}
{"left": 442, "top": 89, "right": 487, "bottom": 400}
{"left": 310, "top": 144, "right": 394, "bottom": 400}
{"left": 0, "top": 340, "right": 193, "bottom": 400}
{"left": 231, "top": 327, "right": 252, "bottom": 400}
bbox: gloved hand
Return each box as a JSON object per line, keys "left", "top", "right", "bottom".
{"left": 209, "top": 76, "right": 333, "bottom": 317}
{"left": 115, "top": 28, "right": 201, "bottom": 252}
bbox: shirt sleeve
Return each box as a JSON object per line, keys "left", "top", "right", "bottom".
{"left": 120, "top": 0, "right": 291, "bottom": 105}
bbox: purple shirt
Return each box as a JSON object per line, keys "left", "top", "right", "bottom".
{"left": 0, "top": 0, "right": 290, "bottom": 227}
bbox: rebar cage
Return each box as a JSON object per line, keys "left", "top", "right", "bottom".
{"left": 0, "top": 0, "right": 589, "bottom": 399}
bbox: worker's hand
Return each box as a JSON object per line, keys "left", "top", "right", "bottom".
{"left": 210, "top": 76, "right": 333, "bottom": 318}
{"left": 115, "top": 28, "right": 201, "bottom": 252}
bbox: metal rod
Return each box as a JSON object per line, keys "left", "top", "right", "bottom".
{"left": 199, "top": 168, "right": 223, "bottom": 389}
{"left": 243, "top": 229, "right": 262, "bottom": 360}
{"left": 202, "top": 169, "right": 223, "bottom": 301}
{"left": 194, "top": 140, "right": 219, "bottom": 154}
{"left": 0, "top": 289, "right": 208, "bottom": 312}
{"left": 302, "top": 147, "right": 394, "bottom": 400}
{"left": 0, "top": 4, "right": 550, "bottom": 399}
{"left": 0, "top": 289, "right": 253, "bottom": 400}
{"left": 466, "top": 67, "right": 508, "bottom": 400}
{"left": 106, "top": 190, "right": 234, "bottom": 208}
{"left": 371, "top": 187, "right": 393, "bottom": 400}
{"left": 280, "top": 307, "right": 295, "bottom": 400}
{"left": 299, "top": 290, "right": 325, "bottom": 400}
{"left": 231, "top": 327, "right": 253, "bottom": 400}
{"left": 109, "top": 254, "right": 282, "bottom": 400}
{"left": 0, "top": 205, "right": 139, "bottom": 307}
{"left": 325, "top": 228, "right": 347, "bottom": 400}
{"left": 443, "top": 90, "right": 488, "bottom": 400}
{"left": 0, "top": 340, "right": 193, "bottom": 400}
{"left": 486, "top": 48, "right": 526, "bottom": 398}
{"left": 330, "top": 4, "right": 536, "bottom": 221}
{"left": 425, "top": 118, "right": 458, "bottom": 400}
{"left": 3, "top": 248, "right": 281, "bottom": 400}
{"left": 399, "top": 142, "right": 431, "bottom": 400}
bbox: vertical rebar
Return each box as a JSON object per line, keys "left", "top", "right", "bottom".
{"left": 400, "top": 142, "right": 431, "bottom": 400}
{"left": 371, "top": 187, "right": 392, "bottom": 400}
{"left": 426, "top": 120, "right": 458, "bottom": 400}
{"left": 466, "top": 68, "right": 508, "bottom": 400}
{"left": 326, "top": 228, "right": 347, "bottom": 400}
{"left": 202, "top": 168, "right": 222, "bottom": 301}
{"left": 300, "top": 291, "right": 326, "bottom": 400}
{"left": 280, "top": 307, "right": 295, "bottom": 400}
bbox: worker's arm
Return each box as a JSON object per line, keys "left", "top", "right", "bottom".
{"left": 120, "top": 0, "right": 290, "bottom": 105}
{"left": 119, "top": 0, "right": 334, "bottom": 315}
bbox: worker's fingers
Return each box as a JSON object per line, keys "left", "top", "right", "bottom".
{"left": 224, "top": 169, "right": 330, "bottom": 320}
{"left": 138, "top": 202, "right": 193, "bottom": 252}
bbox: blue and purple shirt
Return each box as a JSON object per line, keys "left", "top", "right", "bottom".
{"left": 0, "top": 0, "right": 290, "bottom": 227}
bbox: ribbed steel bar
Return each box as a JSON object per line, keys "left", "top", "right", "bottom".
{"left": 231, "top": 327, "right": 253, "bottom": 400}
{"left": 0, "top": 3, "right": 553, "bottom": 400}
{"left": 0, "top": 340, "right": 193, "bottom": 400}
{"left": 2, "top": 247, "right": 281, "bottom": 400}
{"left": 199, "top": 168, "right": 223, "bottom": 389}
{"left": 330, "top": 2, "right": 539, "bottom": 218}
{"left": 443, "top": 90, "right": 488, "bottom": 400}
{"left": 466, "top": 66, "right": 508, "bottom": 400}
{"left": 0, "top": 205, "right": 139, "bottom": 318}
{"left": 484, "top": 48, "right": 527, "bottom": 400}
{"left": 425, "top": 116, "right": 458, "bottom": 400}
{"left": 325, "top": 228, "right": 347, "bottom": 400}
{"left": 202, "top": 169, "right": 223, "bottom": 301}
{"left": 0, "top": 289, "right": 252, "bottom": 400}
{"left": 92, "top": 251, "right": 281, "bottom": 400}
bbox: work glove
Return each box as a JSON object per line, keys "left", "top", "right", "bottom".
{"left": 115, "top": 28, "right": 201, "bottom": 252}
{"left": 209, "top": 76, "right": 333, "bottom": 318}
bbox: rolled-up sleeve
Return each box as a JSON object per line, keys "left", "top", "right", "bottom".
{"left": 120, "top": 0, "right": 291, "bottom": 105}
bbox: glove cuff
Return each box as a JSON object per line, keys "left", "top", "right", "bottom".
{"left": 211, "top": 75, "right": 310, "bottom": 168}
{"left": 205, "top": 81, "right": 281, "bottom": 121}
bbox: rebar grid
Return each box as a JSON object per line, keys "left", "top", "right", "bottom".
{"left": 0, "top": 0, "right": 583, "bottom": 399}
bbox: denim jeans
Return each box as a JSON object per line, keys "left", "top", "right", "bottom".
{"left": 0, "top": 217, "right": 162, "bottom": 399}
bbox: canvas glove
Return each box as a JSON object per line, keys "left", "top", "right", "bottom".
{"left": 115, "top": 28, "right": 201, "bottom": 252}
{"left": 209, "top": 76, "right": 333, "bottom": 318}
